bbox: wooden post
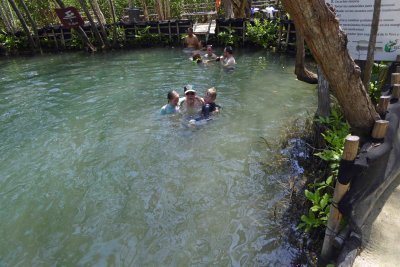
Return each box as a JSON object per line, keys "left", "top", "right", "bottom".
{"left": 321, "top": 135, "right": 360, "bottom": 260}
{"left": 60, "top": 28, "right": 66, "bottom": 48}
{"left": 377, "top": 95, "right": 391, "bottom": 115}
{"left": 392, "top": 84, "right": 400, "bottom": 99}
{"left": 392, "top": 73, "right": 400, "bottom": 85}
{"left": 371, "top": 120, "right": 389, "bottom": 139}
{"left": 168, "top": 21, "right": 171, "bottom": 40}
{"left": 51, "top": 28, "right": 59, "bottom": 50}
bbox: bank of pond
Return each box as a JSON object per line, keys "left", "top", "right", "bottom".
{"left": 0, "top": 18, "right": 295, "bottom": 56}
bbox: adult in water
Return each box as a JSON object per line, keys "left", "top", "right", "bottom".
{"left": 179, "top": 87, "right": 204, "bottom": 116}
{"left": 216, "top": 46, "right": 236, "bottom": 68}
{"left": 184, "top": 27, "right": 201, "bottom": 50}
{"left": 203, "top": 45, "right": 218, "bottom": 60}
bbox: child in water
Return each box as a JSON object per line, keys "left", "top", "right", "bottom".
{"left": 201, "top": 87, "right": 221, "bottom": 118}
{"left": 192, "top": 53, "right": 203, "bottom": 64}
{"left": 160, "top": 90, "right": 180, "bottom": 115}
{"left": 189, "top": 87, "right": 221, "bottom": 125}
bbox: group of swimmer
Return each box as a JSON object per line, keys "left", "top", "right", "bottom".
{"left": 160, "top": 85, "right": 221, "bottom": 124}
{"left": 160, "top": 27, "right": 237, "bottom": 123}
{"left": 185, "top": 27, "right": 236, "bottom": 68}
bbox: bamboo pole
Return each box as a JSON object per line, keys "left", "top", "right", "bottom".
{"left": 7, "top": 0, "right": 37, "bottom": 52}
{"left": 392, "top": 84, "right": 400, "bottom": 99}
{"left": 392, "top": 84, "right": 400, "bottom": 100}
{"left": 78, "top": 0, "right": 105, "bottom": 48}
{"left": 321, "top": 135, "right": 360, "bottom": 260}
{"left": 89, "top": 0, "right": 110, "bottom": 48}
{"left": 0, "top": 2, "right": 14, "bottom": 33}
{"left": 372, "top": 120, "right": 389, "bottom": 139}
{"left": 19, "top": 0, "right": 42, "bottom": 53}
{"left": 377, "top": 95, "right": 390, "bottom": 115}
{"left": 392, "top": 73, "right": 400, "bottom": 85}
{"left": 108, "top": 0, "right": 117, "bottom": 47}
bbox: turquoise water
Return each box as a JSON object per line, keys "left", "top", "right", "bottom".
{"left": 0, "top": 48, "right": 316, "bottom": 266}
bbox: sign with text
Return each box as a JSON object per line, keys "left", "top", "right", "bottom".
{"left": 55, "top": 7, "right": 84, "bottom": 29}
{"left": 329, "top": 0, "right": 400, "bottom": 61}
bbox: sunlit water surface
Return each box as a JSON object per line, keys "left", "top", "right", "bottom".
{"left": 0, "top": 48, "right": 316, "bottom": 266}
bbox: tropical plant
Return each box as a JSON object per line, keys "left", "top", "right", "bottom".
{"left": 368, "top": 62, "right": 389, "bottom": 104}
{"left": 298, "top": 108, "right": 350, "bottom": 233}
{"left": 246, "top": 18, "right": 279, "bottom": 48}
{"left": 134, "top": 25, "right": 165, "bottom": 46}
{"left": 217, "top": 28, "right": 239, "bottom": 46}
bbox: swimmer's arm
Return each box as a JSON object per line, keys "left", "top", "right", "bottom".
{"left": 195, "top": 96, "right": 204, "bottom": 104}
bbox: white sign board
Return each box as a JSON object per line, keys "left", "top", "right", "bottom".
{"left": 328, "top": 0, "right": 400, "bottom": 61}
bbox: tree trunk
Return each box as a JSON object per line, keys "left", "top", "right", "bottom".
{"left": 163, "top": 0, "right": 170, "bottom": 20}
{"left": 294, "top": 20, "right": 317, "bottom": 84}
{"left": 54, "top": 0, "right": 96, "bottom": 52}
{"left": 313, "top": 67, "right": 331, "bottom": 148}
{"left": 281, "top": 0, "right": 379, "bottom": 135}
{"left": 89, "top": 0, "right": 110, "bottom": 48}
{"left": 78, "top": 0, "right": 105, "bottom": 48}
{"left": 362, "top": 0, "right": 381, "bottom": 91}
{"left": 140, "top": 0, "right": 149, "bottom": 21}
{"left": 155, "top": 0, "right": 164, "bottom": 20}
{"left": 223, "top": 0, "right": 233, "bottom": 19}
{"left": 317, "top": 67, "right": 331, "bottom": 118}
{"left": 108, "top": 0, "right": 117, "bottom": 47}
{"left": 19, "top": 0, "right": 42, "bottom": 54}
{"left": 7, "top": 0, "right": 36, "bottom": 52}
{"left": 231, "top": 0, "right": 248, "bottom": 18}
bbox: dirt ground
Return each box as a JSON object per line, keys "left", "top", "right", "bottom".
{"left": 353, "top": 184, "right": 400, "bottom": 267}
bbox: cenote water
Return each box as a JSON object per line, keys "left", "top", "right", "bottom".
{"left": 0, "top": 48, "right": 316, "bottom": 266}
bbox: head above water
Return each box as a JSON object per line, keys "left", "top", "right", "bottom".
{"left": 207, "top": 45, "right": 213, "bottom": 54}
{"left": 224, "top": 46, "right": 233, "bottom": 55}
{"left": 192, "top": 53, "right": 202, "bottom": 63}
{"left": 205, "top": 87, "right": 217, "bottom": 103}
{"left": 167, "top": 90, "right": 179, "bottom": 106}
{"left": 183, "top": 84, "right": 192, "bottom": 93}
{"left": 185, "top": 88, "right": 196, "bottom": 96}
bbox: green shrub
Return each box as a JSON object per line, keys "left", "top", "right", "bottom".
{"left": 369, "top": 62, "right": 389, "bottom": 104}
{"left": 298, "top": 108, "right": 350, "bottom": 233}
{"left": 217, "top": 29, "right": 240, "bottom": 47}
{"left": 246, "top": 18, "right": 279, "bottom": 48}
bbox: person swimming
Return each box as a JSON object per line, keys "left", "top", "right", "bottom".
{"left": 192, "top": 53, "right": 203, "bottom": 64}
{"left": 160, "top": 90, "right": 180, "bottom": 115}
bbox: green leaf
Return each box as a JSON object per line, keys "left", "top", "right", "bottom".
{"left": 320, "top": 193, "right": 330, "bottom": 209}
{"left": 311, "top": 205, "right": 320, "bottom": 212}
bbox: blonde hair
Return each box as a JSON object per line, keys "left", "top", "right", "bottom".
{"left": 206, "top": 87, "right": 217, "bottom": 99}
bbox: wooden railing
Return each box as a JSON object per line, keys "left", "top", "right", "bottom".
{"left": 180, "top": 2, "right": 217, "bottom": 20}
